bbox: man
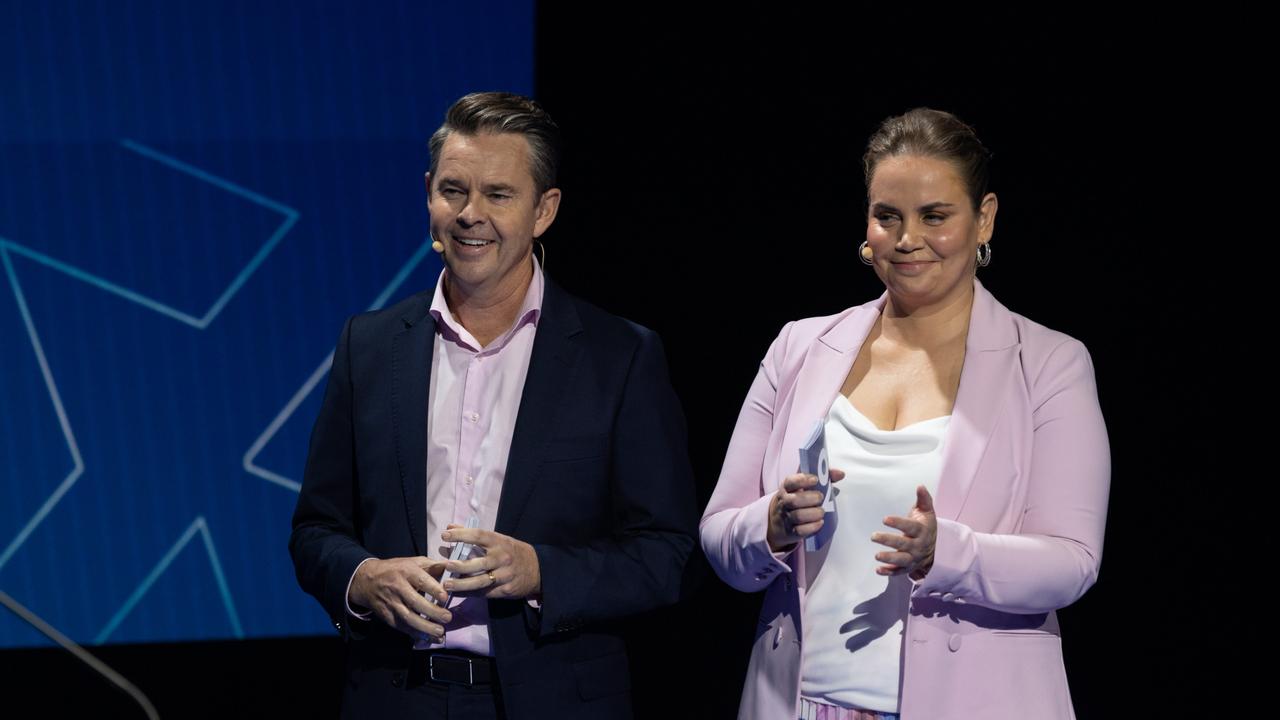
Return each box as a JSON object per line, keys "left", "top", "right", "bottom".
{"left": 288, "top": 92, "right": 696, "bottom": 719}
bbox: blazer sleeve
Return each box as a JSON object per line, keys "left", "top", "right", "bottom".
{"left": 531, "top": 328, "right": 698, "bottom": 636}
{"left": 911, "top": 338, "right": 1111, "bottom": 615}
{"left": 699, "top": 321, "right": 799, "bottom": 593}
{"left": 288, "top": 316, "right": 376, "bottom": 629}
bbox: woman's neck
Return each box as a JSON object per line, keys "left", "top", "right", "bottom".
{"left": 879, "top": 283, "right": 974, "bottom": 351}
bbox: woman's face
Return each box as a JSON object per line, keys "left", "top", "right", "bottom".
{"left": 865, "top": 154, "right": 997, "bottom": 310}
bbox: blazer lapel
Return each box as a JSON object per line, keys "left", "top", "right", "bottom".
{"left": 391, "top": 294, "right": 435, "bottom": 557}
{"left": 932, "top": 278, "right": 1020, "bottom": 521}
{"left": 779, "top": 277, "right": 1020, "bottom": 525}
{"left": 494, "top": 276, "right": 583, "bottom": 535}
{"left": 779, "top": 298, "right": 884, "bottom": 589}
{"left": 779, "top": 301, "right": 886, "bottom": 477}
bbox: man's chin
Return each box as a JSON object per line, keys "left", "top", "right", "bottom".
{"left": 445, "top": 260, "right": 529, "bottom": 300}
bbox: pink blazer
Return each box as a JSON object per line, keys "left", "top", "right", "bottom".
{"left": 700, "top": 277, "right": 1110, "bottom": 720}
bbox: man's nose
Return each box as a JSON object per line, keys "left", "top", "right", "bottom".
{"left": 457, "top": 194, "right": 485, "bottom": 226}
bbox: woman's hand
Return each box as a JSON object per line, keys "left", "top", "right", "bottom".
{"left": 872, "top": 485, "right": 937, "bottom": 579}
{"left": 767, "top": 469, "right": 845, "bottom": 553}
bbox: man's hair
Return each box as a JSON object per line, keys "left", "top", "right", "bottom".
{"left": 428, "top": 92, "right": 562, "bottom": 196}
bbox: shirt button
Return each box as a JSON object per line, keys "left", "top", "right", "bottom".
{"left": 465, "top": 475, "right": 473, "bottom": 486}
{"left": 470, "top": 413, "right": 479, "bottom": 422}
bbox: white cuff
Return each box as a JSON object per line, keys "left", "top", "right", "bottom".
{"left": 345, "top": 557, "right": 375, "bottom": 620}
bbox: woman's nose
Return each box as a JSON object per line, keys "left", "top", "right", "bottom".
{"left": 896, "top": 224, "right": 926, "bottom": 250}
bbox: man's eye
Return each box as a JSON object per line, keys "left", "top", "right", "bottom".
{"left": 488, "top": 193, "right": 511, "bottom": 201}
{"left": 440, "top": 188, "right": 463, "bottom": 197}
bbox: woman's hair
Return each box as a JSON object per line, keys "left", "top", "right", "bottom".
{"left": 862, "top": 108, "right": 993, "bottom": 211}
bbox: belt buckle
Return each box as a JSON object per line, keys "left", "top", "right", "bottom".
{"left": 429, "top": 653, "right": 473, "bottom": 686}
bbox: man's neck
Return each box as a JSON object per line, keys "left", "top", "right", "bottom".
{"left": 443, "top": 259, "right": 535, "bottom": 348}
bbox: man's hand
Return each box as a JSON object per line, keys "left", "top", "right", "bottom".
{"left": 440, "top": 526, "right": 542, "bottom": 600}
{"left": 349, "top": 557, "right": 451, "bottom": 640}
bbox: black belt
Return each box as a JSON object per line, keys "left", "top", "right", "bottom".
{"left": 418, "top": 650, "right": 494, "bottom": 687}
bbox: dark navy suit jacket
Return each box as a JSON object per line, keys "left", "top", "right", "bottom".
{"left": 289, "top": 275, "right": 697, "bottom": 719}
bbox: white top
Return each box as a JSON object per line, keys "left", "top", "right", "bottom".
{"left": 799, "top": 394, "right": 951, "bottom": 713}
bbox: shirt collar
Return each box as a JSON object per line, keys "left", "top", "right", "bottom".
{"left": 428, "top": 255, "right": 544, "bottom": 352}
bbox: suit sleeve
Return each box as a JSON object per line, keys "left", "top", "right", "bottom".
{"left": 911, "top": 338, "right": 1111, "bottom": 614}
{"left": 699, "top": 322, "right": 799, "bottom": 593}
{"left": 288, "top": 316, "right": 376, "bottom": 630}
{"left": 531, "top": 329, "right": 697, "bottom": 636}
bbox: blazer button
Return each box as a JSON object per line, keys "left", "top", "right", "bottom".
{"left": 391, "top": 672, "right": 404, "bottom": 687}
{"left": 948, "top": 634, "right": 962, "bottom": 652}
{"left": 942, "top": 592, "right": 955, "bottom": 602}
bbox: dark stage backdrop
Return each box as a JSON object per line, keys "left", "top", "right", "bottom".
{"left": 2, "top": 3, "right": 1209, "bottom": 717}
{"left": 534, "top": 7, "right": 1207, "bottom": 720}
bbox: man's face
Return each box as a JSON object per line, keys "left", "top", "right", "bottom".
{"left": 426, "top": 132, "right": 559, "bottom": 296}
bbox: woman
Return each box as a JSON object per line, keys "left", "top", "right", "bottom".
{"left": 700, "top": 108, "right": 1109, "bottom": 720}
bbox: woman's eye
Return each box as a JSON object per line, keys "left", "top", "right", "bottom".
{"left": 924, "top": 213, "right": 946, "bottom": 224}
{"left": 875, "top": 213, "right": 899, "bottom": 225}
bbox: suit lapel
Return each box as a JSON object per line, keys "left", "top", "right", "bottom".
{"left": 779, "top": 300, "right": 883, "bottom": 589}
{"left": 494, "top": 277, "right": 583, "bottom": 535}
{"left": 781, "top": 278, "right": 1020, "bottom": 525}
{"left": 779, "top": 303, "right": 885, "bottom": 478}
{"left": 391, "top": 294, "right": 434, "bottom": 557}
{"left": 932, "top": 278, "right": 1020, "bottom": 521}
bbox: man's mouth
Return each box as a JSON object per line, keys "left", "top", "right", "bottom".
{"left": 456, "top": 237, "right": 494, "bottom": 247}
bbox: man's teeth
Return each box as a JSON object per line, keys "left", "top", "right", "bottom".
{"left": 458, "top": 238, "right": 492, "bottom": 246}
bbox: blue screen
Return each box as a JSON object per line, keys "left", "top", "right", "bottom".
{"left": 0, "top": 0, "right": 534, "bottom": 647}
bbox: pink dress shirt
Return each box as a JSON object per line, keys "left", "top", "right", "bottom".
{"left": 347, "top": 259, "right": 544, "bottom": 656}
